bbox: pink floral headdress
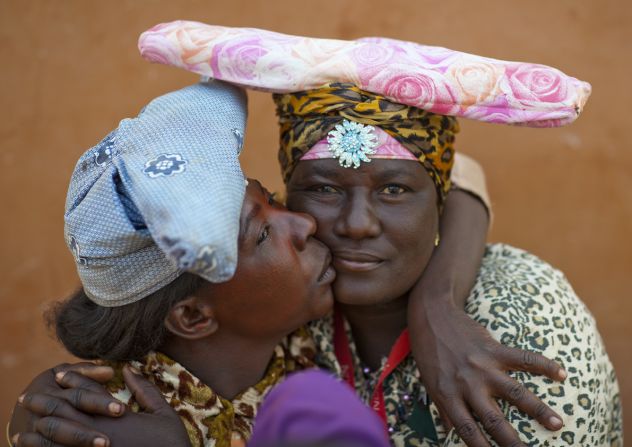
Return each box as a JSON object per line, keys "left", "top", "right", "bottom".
{"left": 138, "top": 21, "right": 591, "bottom": 128}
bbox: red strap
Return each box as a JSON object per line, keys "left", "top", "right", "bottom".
{"left": 333, "top": 309, "right": 355, "bottom": 388}
{"left": 333, "top": 308, "right": 410, "bottom": 425}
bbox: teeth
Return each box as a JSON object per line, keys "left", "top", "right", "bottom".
{"left": 318, "top": 264, "right": 335, "bottom": 282}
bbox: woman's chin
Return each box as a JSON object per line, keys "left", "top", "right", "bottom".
{"left": 311, "top": 289, "right": 335, "bottom": 318}
{"left": 332, "top": 277, "right": 402, "bottom": 307}
{"left": 332, "top": 286, "right": 383, "bottom": 307}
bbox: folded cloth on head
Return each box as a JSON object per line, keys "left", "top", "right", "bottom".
{"left": 64, "top": 81, "right": 247, "bottom": 307}
{"left": 138, "top": 21, "right": 591, "bottom": 128}
{"left": 274, "top": 83, "right": 459, "bottom": 204}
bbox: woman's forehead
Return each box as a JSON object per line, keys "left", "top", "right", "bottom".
{"left": 291, "top": 159, "right": 430, "bottom": 184}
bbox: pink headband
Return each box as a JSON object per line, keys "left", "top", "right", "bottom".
{"left": 301, "top": 126, "right": 417, "bottom": 162}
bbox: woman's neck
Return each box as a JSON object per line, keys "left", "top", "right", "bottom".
{"left": 160, "top": 332, "right": 282, "bottom": 400}
{"left": 338, "top": 294, "right": 409, "bottom": 370}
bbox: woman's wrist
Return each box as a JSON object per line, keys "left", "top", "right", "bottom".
{"left": 409, "top": 272, "right": 460, "bottom": 310}
{"left": 408, "top": 287, "right": 460, "bottom": 336}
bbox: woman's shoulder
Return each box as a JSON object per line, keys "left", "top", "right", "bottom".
{"left": 469, "top": 244, "right": 598, "bottom": 352}
{"left": 475, "top": 243, "right": 579, "bottom": 303}
{"left": 482, "top": 243, "right": 554, "bottom": 265}
{"left": 480, "top": 243, "right": 566, "bottom": 279}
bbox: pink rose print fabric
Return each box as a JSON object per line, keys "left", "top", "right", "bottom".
{"left": 138, "top": 21, "right": 591, "bottom": 127}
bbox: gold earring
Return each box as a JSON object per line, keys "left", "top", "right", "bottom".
{"left": 434, "top": 233, "right": 440, "bottom": 247}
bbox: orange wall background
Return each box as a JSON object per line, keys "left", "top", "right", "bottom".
{"left": 1, "top": 0, "right": 630, "bottom": 437}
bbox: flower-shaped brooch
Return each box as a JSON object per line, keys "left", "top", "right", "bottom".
{"left": 327, "top": 120, "right": 378, "bottom": 169}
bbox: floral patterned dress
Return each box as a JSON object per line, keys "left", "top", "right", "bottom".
{"left": 104, "top": 328, "right": 316, "bottom": 447}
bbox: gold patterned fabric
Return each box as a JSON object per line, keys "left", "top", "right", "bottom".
{"left": 273, "top": 82, "right": 460, "bottom": 204}
{"left": 104, "top": 328, "right": 316, "bottom": 447}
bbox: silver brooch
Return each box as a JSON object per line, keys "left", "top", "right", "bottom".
{"left": 327, "top": 120, "right": 378, "bottom": 169}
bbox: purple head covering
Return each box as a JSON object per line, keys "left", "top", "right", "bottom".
{"left": 248, "top": 370, "right": 389, "bottom": 447}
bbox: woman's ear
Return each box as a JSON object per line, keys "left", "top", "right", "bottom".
{"left": 164, "top": 296, "right": 218, "bottom": 339}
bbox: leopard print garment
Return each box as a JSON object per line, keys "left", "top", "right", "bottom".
{"left": 309, "top": 244, "right": 622, "bottom": 446}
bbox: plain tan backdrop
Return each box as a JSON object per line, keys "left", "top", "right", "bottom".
{"left": 1, "top": 0, "right": 630, "bottom": 438}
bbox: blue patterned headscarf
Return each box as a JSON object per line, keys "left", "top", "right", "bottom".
{"left": 64, "top": 81, "right": 247, "bottom": 306}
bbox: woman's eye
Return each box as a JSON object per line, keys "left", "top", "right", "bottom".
{"left": 268, "top": 193, "right": 277, "bottom": 205}
{"left": 380, "top": 185, "right": 407, "bottom": 194}
{"left": 257, "top": 225, "right": 270, "bottom": 245}
{"left": 313, "top": 185, "right": 338, "bottom": 193}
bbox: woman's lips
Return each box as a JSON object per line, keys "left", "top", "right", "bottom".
{"left": 318, "top": 253, "right": 336, "bottom": 283}
{"left": 332, "top": 251, "right": 384, "bottom": 272}
{"left": 318, "top": 264, "right": 336, "bottom": 283}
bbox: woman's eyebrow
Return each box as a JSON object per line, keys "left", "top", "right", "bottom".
{"left": 301, "top": 164, "right": 344, "bottom": 180}
{"left": 372, "top": 168, "right": 415, "bottom": 182}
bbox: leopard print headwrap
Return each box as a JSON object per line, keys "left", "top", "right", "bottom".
{"left": 274, "top": 82, "right": 459, "bottom": 204}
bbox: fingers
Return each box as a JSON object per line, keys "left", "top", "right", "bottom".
{"left": 53, "top": 363, "right": 114, "bottom": 384}
{"left": 496, "top": 376, "right": 564, "bottom": 431}
{"left": 500, "top": 346, "right": 566, "bottom": 381}
{"left": 35, "top": 417, "right": 109, "bottom": 447}
{"left": 442, "top": 399, "right": 491, "bottom": 447}
{"left": 19, "top": 390, "right": 123, "bottom": 421}
{"left": 13, "top": 417, "right": 110, "bottom": 447}
{"left": 467, "top": 394, "right": 526, "bottom": 447}
{"left": 14, "top": 432, "right": 66, "bottom": 447}
{"left": 56, "top": 371, "right": 114, "bottom": 394}
{"left": 58, "top": 388, "right": 125, "bottom": 418}
{"left": 19, "top": 393, "right": 88, "bottom": 423}
{"left": 122, "top": 366, "right": 169, "bottom": 414}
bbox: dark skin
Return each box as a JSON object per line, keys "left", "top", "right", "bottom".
{"left": 286, "top": 159, "right": 566, "bottom": 447}
{"left": 12, "top": 163, "right": 565, "bottom": 447}
{"left": 10, "top": 180, "right": 335, "bottom": 447}
{"left": 407, "top": 189, "right": 568, "bottom": 441}
{"left": 10, "top": 365, "right": 189, "bottom": 447}
{"left": 162, "top": 180, "right": 334, "bottom": 399}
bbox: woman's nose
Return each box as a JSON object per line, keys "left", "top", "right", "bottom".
{"left": 334, "top": 193, "right": 381, "bottom": 240}
{"left": 288, "top": 211, "right": 317, "bottom": 250}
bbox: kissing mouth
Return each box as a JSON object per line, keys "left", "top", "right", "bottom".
{"left": 318, "top": 252, "right": 336, "bottom": 283}
{"left": 332, "top": 250, "right": 384, "bottom": 272}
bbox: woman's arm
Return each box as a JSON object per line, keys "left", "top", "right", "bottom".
{"left": 419, "top": 187, "right": 489, "bottom": 308}
{"left": 9, "top": 363, "right": 191, "bottom": 447}
{"left": 407, "top": 156, "right": 567, "bottom": 447}
{"left": 9, "top": 364, "right": 119, "bottom": 445}
{"left": 413, "top": 152, "right": 491, "bottom": 309}
{"left": 409, "top": 154, "right": 489, "bottom": 318}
